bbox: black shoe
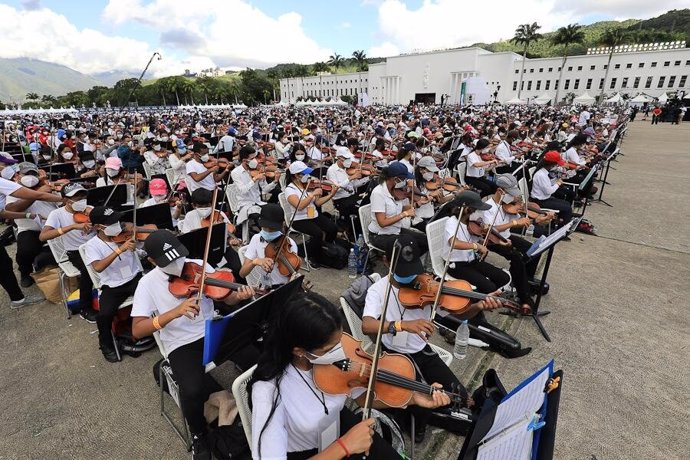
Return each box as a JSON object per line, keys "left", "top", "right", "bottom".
{"left": 191, "top": 433, "right": 211, "bottom": 460}
{"left": 414, "top": 423, "right": 427, "bottom": 444}
{"left": 20, "top": 275, "right": 34, "bottom": 288}
{"left": 80, "top": 308, "right": 98, "bottom": 324}
{"left": 100, "top": 346, "right": 120, "bottom": 363}
{"left": 528, "top": 278, "right": 550, "bottom": 296}
{"left": 497, "top": 346, "right": 532, "bottom": 359}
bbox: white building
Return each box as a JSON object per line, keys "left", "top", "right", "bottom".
{"left": 279, "top": 43, "right": 690, "bottom": 105}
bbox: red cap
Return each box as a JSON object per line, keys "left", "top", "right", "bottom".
{"left": 543, "top": 150, "right": 565, "bottom": 166}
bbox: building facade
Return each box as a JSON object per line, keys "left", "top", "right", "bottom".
{"left": 279, "top": 44, "right": 690, "bottom": 105}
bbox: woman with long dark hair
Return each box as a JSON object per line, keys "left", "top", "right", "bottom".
{"left": 249, "top": 291, "right": 448, "bottom": 459}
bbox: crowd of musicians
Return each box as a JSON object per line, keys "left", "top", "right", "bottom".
{"left": 0, "top": 102, "right": 623, "bottom": 460}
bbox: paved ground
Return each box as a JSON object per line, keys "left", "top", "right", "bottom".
{"left": 0, "top": 121, "right": 688, "bottom": 460}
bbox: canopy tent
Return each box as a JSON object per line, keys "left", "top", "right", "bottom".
{"left": 657, "top": 92, "right": 668, "bottom": 103}
{"left": 630, "top": 94, "right": 653, "bottom": 103}
{"left": 533, "top": 93, "right": 552, "bottom": 105}
{"left": 505, "top": 97, "right": 526, "bottom": 105}
{"left": 573, "top": 92, "right": 596, "bottom": 104}
{"left": 605, "top": 93, "right": 624, "bottom": 104}
{"left": 0, "top": 107, "right": 79, "bottom": 115}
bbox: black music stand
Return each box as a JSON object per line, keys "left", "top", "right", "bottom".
{"left": 573, "top": 164, "right": 600, "bottom": 216}
{"left": 87, "top": 184, "right": 128, "bottom": 208}
{"left": 47, "top": 162, "right": 77, "bottom": 179}
{"left": 120, "top": 202, "right": 174, "bottom": 230}
{"left": 178, "top": 223, "right": 226, "bottom": 267}
{"left": 592, "top": 147, "right": 619, "bottom": 208}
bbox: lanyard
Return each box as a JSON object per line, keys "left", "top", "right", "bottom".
{"left": 293, "top": 365, "right": 329, "bottom": 415}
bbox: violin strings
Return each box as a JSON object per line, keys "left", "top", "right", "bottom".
{"left": 348, "top": 361, "right": 463, "bottom": 399}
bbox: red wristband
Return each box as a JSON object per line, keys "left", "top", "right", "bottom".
{"left": 336, "top": 438, "right": 350, "bottom": 457}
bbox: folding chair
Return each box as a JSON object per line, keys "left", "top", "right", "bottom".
{"left": 278, "top": 192, "right": 312, "bottom": 271}
{"left": 226, "top": 183, "right": 250, "bottom": 244}
{"left": 46, "top": 237, "right": 81, "bottom": 318}
{"left": 357, "top": 204, "right": 386, "bottom": 269}
{"left": 237, "top": 245, "right": 264, "bottom": 288}
{"left": 455, "top": 161, "right": 467, "bottom": 186}
{"left": 142, "top": 161, "right": 153, "bottom": 180}
{"left": 425, "top": 217, "right": 458, "bottom": 281}
{"left": 231, "top": 364, "right": 257, "bottom": 447}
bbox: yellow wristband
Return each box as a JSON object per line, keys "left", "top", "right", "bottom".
{"left": 152, "top": 316, "right": 162, "bottom": 331}
{"left": 115, "top": 247, "right": 122, "bottom": 255}
{"left": 395, "top": 321, "right": 402, "bottom": 332}
{"left": 57, "top": 227, "right": 64, "bottom": 235}
{"left": 473, "top": 243, "right": 478, "bottom": 250}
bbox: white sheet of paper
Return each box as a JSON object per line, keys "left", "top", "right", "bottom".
{"left": 391, "top": 331, "right": 410, "bottom": 348}
{"left": 477, "top": 417, "right": 534, "bottom": 460}
{"left": 318, "top": 418, "right": 339, "bottom": 452}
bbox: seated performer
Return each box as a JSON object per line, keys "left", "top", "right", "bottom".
{"left": 326, "top": 147, "right": 368, "bottom": 235}
{"left": 530, "top": 151, "right": 573, "bottom": 227}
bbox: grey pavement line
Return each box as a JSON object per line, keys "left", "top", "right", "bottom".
{"left": 595, "top": 233, "right": 690, "bottom": 255}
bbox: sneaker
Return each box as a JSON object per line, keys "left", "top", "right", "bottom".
{"left": 100, "top": 345, "right": 120, "bottom": 363}
{"left": 80, "top": 308, "right": 98, "bottom": 324}
{"left": 191, "top": 433, "right": 211, "bottom": 460}
{"left": 10, "top": 293, "right": 45, "bottom": 309}
{"left": 20, "top": 276, "right": 34, "bottom": 288}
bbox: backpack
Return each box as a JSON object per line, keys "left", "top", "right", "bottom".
{"left": 317, "top": 241, "right": 349, "bottom": 269}
{"left": 340, "top": 273, "right": 379, "bottom": 318}
{"left": 208, "top": 418, "right": 251, "bottom": 460}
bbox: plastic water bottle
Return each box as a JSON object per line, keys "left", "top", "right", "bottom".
{"left": 347, "top": 248, "right": 358, "bottom": 278}
{"left": 453, "top": 320, "right": 469, "bottom": 360}
{"left": 526, "top": 224, "right": 535, "bottom": 236}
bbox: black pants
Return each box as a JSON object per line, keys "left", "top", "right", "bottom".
{"left": 286, "top": 407, "right": 401, "bottom": 460}
{"left": 533, "top": 197, "right": 572, "bottom": 227}
{"left": 16, "top": 231, "right": 53, "bottom": 278}
{"left": 98, "top": 273, "right": 141, "bottom": 348}
{"left": 371, "top": 228, "right": 428, "bottom": 257}
{"left": 0, "top": 244, "right": 23, "bottom": 302}
{"left": 67, "top": 250, "right": 95, "bottom": 312}
{"left": 447, "top": 260, "right": 509, "bottom": 294}
{"left": 334, "top": 194, "right": 361, "bottom": 236}
{"left": 168, "top": 338, "right": 222, "bottom": 436}
{"left": 488, "top": 235, "right": 538, "bottom": 304}
{"left": 292, "top": 214, "right": 338, "bottom": 261}
{"left": 465, "top": 176, "right": 497, "bottom": 197}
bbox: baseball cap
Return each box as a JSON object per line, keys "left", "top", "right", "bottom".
{"left": 1, "top": 166, "right": 17, "bottom": 180}
{"left": 543, "top": 150, "right": 566, "bottom": 166}
{"left": 385, "top": 161, "right": 413, "bottom": 179}
{"left": 61, "top": 182, "right": 87, "bottom": 198}
{"left": 18, "top": 162, "right": 38, "bottom": 174}
{"left": 191, "top": 188, "right": 213, "bottom": 205}
{"left": 387, "top": 233, "right": 423, "bottom": 278}
{"left": 495, "top": 174, "right": 521, "bottom": 196}
{"left": 417, "top": 156, "right": 439, "bottom": 172}
{"left": 288, "top": 161, "right": 313, "bottom": 175}
{"left": 335, "top": 147, "right": 353, "bottom": 159}
{"left": 258, "top": 204, "right": 284, "bottom": 230}
{"left": 0, "top": 152, "right": 17, "bottom": 165}
{"left": 451, "top": 191, "right": 491, "bottom": 211}
{"left": 144, "top": 230, "right": 189, "bottom": 268}
{"left": 149, "top": 178, "right": 167, "bottom": 196}
{"left": 89, "top": 206, "right": 122, "bottom": 226}
{"left": 105, "top": 157, "right": 122, "bottom": 170}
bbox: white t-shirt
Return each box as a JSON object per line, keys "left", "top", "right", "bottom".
{"left": 244, "top": 233, "right": 297, "bottom": 286}
{"left": 400, "top": 158, "right": 414, "bottom": 175}
{"left": 0, "top": 177, "right": 21, "bottom": 210}
{"left": 186, "top": 159, "right": 216, "bottom": 192}
{"left": 326, "top": 163, "right": 354, "bottom": 200}
{"left": 230, "top": 166, "right": 274, "bottom": 208}
{"left": 578, "top": 110, "right": 591, "bottom": 127}
{"left": 45, "top": 206, "right": 96, "bottom": 251}
{"left": 563, "top": 147, "right": 585, "bottom": 166}
{"left": 214, "top": 135, "right": 235, "bottom": 154}
{"left": 444, "top": 216, "right": 478, "bottom": 263}
{"left": 284, "top": 183, "right": 318, "bottom": 221}
{"left": 6, "top": 195, "right": 57, "bottom": 233}
{"left": 466, "top": 152, "right": 485, "bottom": 178}
{"left": 494, "top": 141, "right": 515, "bottom": 166}
{"left": 368, "top": 183, "right": 402, "bottom": 235}
{"left": 531, "top": 168, "right": 559, "bottom": 201}
{"left": 179, "top": 209, "right": 230, "bottom": 234}
{"left": 81, "top": 236, "right": 141, "bottom": 288}
{"left": 471, "top": 197, "right": 511, "bottom": 239}
{"left": 362, "top": 276, "right": 430, "bottom": 354}
{"left": 131, "top": 259, "right": 215, "bottom": 354}
{"left": 307, "top": 146, "right": 324, "bottom": 162}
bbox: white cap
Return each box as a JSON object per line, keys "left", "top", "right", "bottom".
{"left": 288, "top": 161, "right": 314, "bottom": 175}
{"left": 335, "top": 147, "right": 353, "bottom": 159}
{"left": 417, "top": 156, "right": 439, "bottom": 172}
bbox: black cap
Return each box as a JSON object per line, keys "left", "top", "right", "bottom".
{"left": 258, "top": 204, "right": 284, "bottom": 230}
{"left": 192, "top": 142, "right": 207, "bottom": 153}
{"left": 452, "top": 191, "right": 491, "bottom": 211}
{"left": 89, "top": 206, "right": 122, "bottom": 225}
{"left": 191, "top": 188, "right": 213, "bottom": 205}
{"left": 61, "top": 182, "right": 87, "bottom": 198}
{"left": 387, "top": 233, "right": 424, "bottom": 277}
{"left": 144, "top": 230, "right": 189, "bottom": 267}
{"left": 475, "top": 138, "right": 490, "bottom": 150}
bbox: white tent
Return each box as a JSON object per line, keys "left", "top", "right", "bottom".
{"left": 630, "top": 94, "right": 653, "bottom": 103}
{"left": 505, "top": 97, "right": 526, "bottom": 105}
{"left": 573, "top": 92, "right": 596, "bottom": 104}
{"left": 605, "top": 93, "right": 623, "bottom": 103}
{"left": 533, "top": 93, "right": 552, "bottom": 105}
{"left": 658, "top": 92, "right": 668, "bottom": 103}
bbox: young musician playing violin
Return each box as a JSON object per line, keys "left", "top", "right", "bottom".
{"left": 142, "top": 178, "right": 183, "bottom": 227}
{"left": 412, "top": 156, "right": 456, "bottom": 231}
{"left": 81, "top": 207, "right": 143, "bottom": 362}
{"left": 186, "top": 142, "right": 230, "bottom": 193}
{"left": 131, "top": 230, "right": 254, "bottom": 460}
{"left": 249, "top": 290, "right": 449, "bottom": 459}
{"left": 362, "top": 234, "right": 502, "bottom": 443}
{"left": 326, "top": 147, "right": 368, "bottom": 236}
{"left": 40, "top": 183, "right": 98, "bottom": 322}
{"left": 530, "top": 151, "right": 573, "bottom": 228}
{"left": 464, "top": 139, "right": 499, "bottom": 197}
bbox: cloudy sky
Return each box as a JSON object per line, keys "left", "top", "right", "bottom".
{"left": 0, "top": 0, "right": 685, "bottom": 77}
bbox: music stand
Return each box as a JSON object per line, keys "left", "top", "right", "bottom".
{"left": 573, "top": 164, "right": 600, "bottom": 216}
{"left": 120, "top": 202, "right": 174, "bottom": 230}
{"left": 48, "top": 163, "right": 77, "bottom": 179}
{"left": 592, "top": 147, "right": 619, "bottom": 208}
{"left": 178, "top": 223, "right": 226, "bottom": 267}
{"left": 87, "top": 184, "right": 128, "bottom": 207}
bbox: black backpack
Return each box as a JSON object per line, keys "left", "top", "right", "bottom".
{"left": 208, "top": 419, "right": 251, "bottom": 460}
{"left": 317, "top": 241, "right": 349, "bottom": 269}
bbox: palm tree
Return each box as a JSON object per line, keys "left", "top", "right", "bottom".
{"left": 511, "top": 22, "right": 542, "bottom": 99}
{"left": 352, "top": 50, "right": 367, "bottom": 71}
{"left": 312, "top": 61, "right": 329, "bottom": 74}
{"left": 25, "top": 92, "right": 39, "bottom": 101}
{"left": 552, "top": 24, "right": 585, "bottom": 104}
{"left": 598, "top": 28, "right": 628, "bottom": 102}
{"left": 328, "top": 54, "right": 345, "bottom": 72}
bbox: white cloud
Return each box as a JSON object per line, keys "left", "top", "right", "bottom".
{"left": 0, "top": 4, "right": 153, "bottom": 74}
{"left": 368, "top": 41, "right": 400, "bottom": 58}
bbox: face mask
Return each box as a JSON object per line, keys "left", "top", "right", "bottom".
{"left": 20, "top": 175, "right": 40, "bottom": 188}
{"left": 394, "top": 179, "right": 407, "bottom": 189}
{"left": 295, "top": 154, "right": 305, "bottom": 161}
{"left": 154, "top": 195, "right": 167, "bottom": 203}
{"left": 71, "top": 199, "right": 87, "bottom": 212}
{"left": 197, "top": 207, "right": 212, "bottom": 218}
{"left": 248, "top": 158, "right": 258, "bottom": 169}
{"left": 501, "top": 194, "right": 515, "bottom": 204}
{"left": 393, "top": 273, "right": 417, "bottom": 285}
{"left": 83, "top": 160, "right": 95, "bottom": 169}
{"left": 343, "top": 158, "right": 353, "bottom": 168}
{"left": 299, "top": 174, "right": 310, "bottom": 184}
{"left": 422, "top": 171, "right": 434, "bottom": 181}
{"left": 116, "top": 134, "right": 123, "bottom": 139}
{"left": 260, "top": 229, "right": 282, "bottom": 242}
{"left": 62, "top": 152, "right": 74, "bottom": 160}
{"left": 107, "top": 139, "right": 115, "bottom": 145}
{"left": 200, "top": 154, "right": 209, "bottom": 162}
{"left": 305, "top": 342, "right": 347, "bottom": 365}
{"left": 421, "top": 147, "right": 428, "bottom": 153}
{"left": 127, "top": 141, "right": 134, "bottom": 147}
{"left": 153, "top": 145, "right": 162, "bottom": 151}
{"left": 160, "top": 136, "right": 169, "bottom": 142}
{"left": 106, "top": 168, "right": 119, "bottom": 177}
{"left": 103, "top": 222, "right": 122, "bottom": 237}
{"left": 160, "top": 257, "right": 185, "bottom": 277}
{"left": 42, "top": 154, "right": 52, "bottom": 160}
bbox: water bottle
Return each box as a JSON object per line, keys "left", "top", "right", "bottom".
{"left": 356, "top": 235, "right": 367, "bottom": 274}
{"left": 526, "top": 224, "right": 535, "bottom": 236}
{"left": 453, "top": 320, "right": 469, "bottom": 360}
{"left": 260, "top": 269, "right": 273, "bottom": 291}
{"left": 347, "top": 248, "right": 358, "bottom": 278}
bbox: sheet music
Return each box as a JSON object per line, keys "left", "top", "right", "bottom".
{"left": 482, "top": 363, "right": 552, "bottom": 441}
{"left": 477, "top": 417, "right": 534, "bottom": 460}
{"left": 526, "top": 223, "right": 572, "bottom": 257}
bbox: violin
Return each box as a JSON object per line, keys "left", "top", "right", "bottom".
{"left": 168, "top": 261, "right": 248, "bottom": 301}
{"left": 467, "top": 220, "right": 511, "bottom": 246}
{"left": 265, "top": 235, "right": 302, "bottom": 276}
{"left": 204, "top": 157, "right": 230, "bottom": 170}
{"left": 201, "top": 210, "right": 237, "bottom": 234}
{"left": 307, "top": 179, "right": 334, "bottom": 193}
{"left": 397, "top": 274, "right": 529, "bottom": 314}
{"left": 502, "top": 200, "right": 554, "bottom": 221}
{"left": 39, "top": 177, "right": 71, "bottom": 192}
{"left": 314, "top": 333, "right": 468, "bottom": 408}
{"left": 110, "top": 223, "right": 158, "bottom": 243}
{"left": 480, "top": 150, "right": 496, "bottom": 162}
{"left": 73, "top": 209, "right": 91, "bottom": 224}
{"left": 425, "top": 176, "right": 463, "bottom": 193}
{"left": 346, "top": 163, "right": 377, "bottom": 177}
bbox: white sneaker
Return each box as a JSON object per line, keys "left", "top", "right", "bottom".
{"left": 10, "top": 293, "right": 45, "bottom": 309}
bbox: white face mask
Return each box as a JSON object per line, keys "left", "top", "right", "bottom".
{"left": 343, "top": 158, "right": 353, "bottom": 168}
{"left": 62, "top": 152, "right": 74, "bottom": 160}
{"left": 501, "top": 194, "right": 515, "bottom": 204}
{"left": 127, "top": 141, "right": 134, "bottom": 147}
{"left": 160, "top": 257, "right": 185, "bottom": 277}
{"left": 107, "top": 139, "right": 115, "bottom": 145}
{"left": 116, "top": 133, "right": 123, "bottom": 139}
{"left": 20, "top": 175, "right": 40, "bottom": 188}
{"left": 42, "top": 154, "right": 52, "bottom": 160}
{"left": 160, "top": 136, "right": 169, "bottom": 142}
{"left": 248, "top": 158, "right": 258, "bottom": 169}
{"left": 106, "top": 168, "right": 119, "bottom": 177}
{"left": 394, "top": 179, "right": 407, "bottom": 189}
{"left": 197, "top": 207, "right": 212, "bottom": 218}
{"left": 153, "top": 145, "right": 162, "bottom": 151}
{"left": 103, "top": 222, "right": 122, "bottom": 237}
{"left": 71, "top": 199, "right": 88, "bottom": 212}
{"left": 422, "top": 171, "right": 434, "bottom": 181}
{"left": 299, "top": 174, "right": 310, "bottom": 184}
{"left": 83, "top": 160, "right": 96, "bottom": 169}
{"left": 200, "top": 154, "right": 209, "bottom": 162}
{"left": 305, "top": 342, "right": 347, "bottom": 365}
{"left": 295, "top": 154, "right": 305, "bottom": 161}
{"left": 154, "top": 195, "right": 167, "bottom": 203}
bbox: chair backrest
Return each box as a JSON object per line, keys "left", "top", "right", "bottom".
{"left": 231, "top": 364, "right": 257, "bottom": 447}
{"left": 142, "top": 161, "right": 153, "bottom": 180}
{"left": 518, "top": 176, "right": 529, "bottom": 198}
{"left": 456, "top": 162, "right": 467, "bottom": 186}
{"left": 439, "top": 168, "right": 450, "bottom": 179}
{"left": 47, "top": 236, "right": 69, "bottom": 264}
{"left": 278, "top": 192, "right": 295, "bottom": 227}
{"left": 339, "top": 297, "right": 373, "bottom": 350}
{"left": 78, "top": 243, "right": 102, "bottom": 289}
{"left": 278, "top": 173, "right": 287, "bottom": 191}
{"left": 358, "top": 204, "right": 373, "bottom": 248}
{"left": 426, "top": 217, "right": 456, "bottom": 280}
{"left": 165, "top": 168, "right": 178, "bottom": 189}
{"left": 528, "top": 166, "right": 537, "bottom": 181}
{"left": 237, "top": 245, "right": 263, "bottom": 288}
{"left": 226, "top": 183, "right": 241, "bottom": 214}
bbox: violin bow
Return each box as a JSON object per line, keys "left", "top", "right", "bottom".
{"left": 131, "top": 169, "right": 138, "bottom": 243}
{"left": 197, "top": 184, "right": 220, "bottom": 305}
{"left": 103, "top": 178, "right": 122, "bottom": 208}
{"left": 430, "top": 205, "right": 465, "bottom": 319}
{"left": 480, "top": 190, "right": 503, "bottom": 251}
{"left": 362, "top": 239, "right": 403, "bottom": 420}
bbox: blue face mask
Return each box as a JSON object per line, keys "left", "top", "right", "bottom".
{"left": 393, "top": 273, "right": 417, "bottom": 285}
{"left": 260, "top": 230, "right": 282, "bottom": 242}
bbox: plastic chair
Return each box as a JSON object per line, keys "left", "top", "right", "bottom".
{"left": 165, "top": 168, "right": 179, "bottom": 191}
{"left": 226, "top": 183, "right": 250, "bottom": 244}
{"left": 231, "top": 364, "right": 257, "bottom": 447}
{"left": 237, "top": 245, "right": 264, "bottom": 288}
{"left": 425, "top": 217, "right": 457, "bottom": 281}
{"left": 278, "top": 192, "right": 311, "bottom": 271}
{"left": 357, "top": 204, "right": 386, "bottom": 269}
{"left": 455, "top": 162, "right": 467, "bottom": 186}
{"left": 46, "top": 237, "right": 81, "bottom": 318}
{"left": 142, "top": 161, "right": 153, "bottom": 180}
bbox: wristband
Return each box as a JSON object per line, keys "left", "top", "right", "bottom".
{"left": 336, "top": 438, "right": 350, "bottom": 458}
{"left": 57, "top": 227, "right": 64, "bottom": 235}
{"left": 115, "top": 247, "right": 122, "bottom": 255}
{"left": 152, "top": 316, "right": 162, "bottom": 331}
{"left": 473, "top": 243, "right": 478, "bottom": 250}
{"left": 395, "top": 320, "right": 403, "bottom": 332}
{"left": 25, "top": 212, "right": 31, "bottom": 219}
